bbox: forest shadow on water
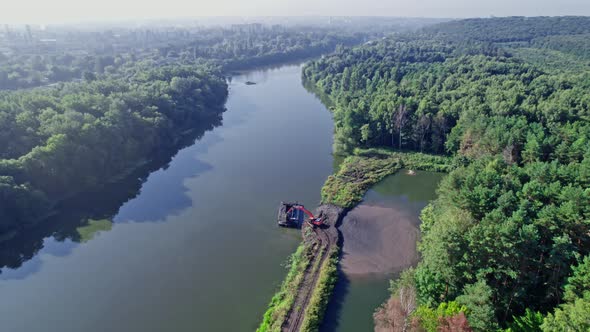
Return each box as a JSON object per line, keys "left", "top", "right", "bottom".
{"left": 321, "top": 268, "right": 352, "bottom": 332}
{"left": 0, "top": 115, "right": 223, "bottom": 279}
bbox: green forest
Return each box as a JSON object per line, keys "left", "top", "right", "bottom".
{"left": 304, "top": 16, "right": 590, "bottom": 331}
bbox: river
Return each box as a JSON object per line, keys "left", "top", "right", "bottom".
{"left": 0, "top": 64, "right": 443, "bottom": 332}
{"left": 0, "top": 64, "right": 335, "bottom": 332}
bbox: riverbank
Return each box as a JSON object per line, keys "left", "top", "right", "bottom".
{"left": 258, "top": 205, "right": 342, "bottom": 332}
{"left": 0, "top": 115, "right": 222, "bottom": 244}
{"left": 257, "top": 149, "right": 452, "bottom": 331}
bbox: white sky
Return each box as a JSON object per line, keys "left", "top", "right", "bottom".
{"left": 2, "top": 0, "right": 590, "bottom": 24}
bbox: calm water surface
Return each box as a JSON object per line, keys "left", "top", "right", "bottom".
{"left": 322, "top": 171, "right": 444, "bottom": 332}
{"left": 0, "top": 65, "right": 335, "bottom": 332}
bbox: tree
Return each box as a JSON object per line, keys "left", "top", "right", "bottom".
{"left": 414, "top": 302, "right": 469, "bottom": 332}
{"left": 83, "top": 71, "right": 96, "bottom": 81}
{"left": 438, "top": 312, "right": 473, "bottom": 332}
{"left": 563, "top": 256, "right": 590, "bottom": 303}
{"left": 456, "top": 281, "right": 498, "bottom": 332}
{"left": 508, "top": 309, "right": 544, "bottom": 332}
{"left": 415, "top": 113, "right": 432, "bottom": 152}
{"left": 394, "top": 104, "right": 408, "bottom": 150}
{"left": 361, "top": 123, "right": 373, "bottom": 145}
{"left": 375, "top": 269, "right": 418, "bottom": 332}
{"left": 541, "top": 295, "right": 590, "bottom": 332}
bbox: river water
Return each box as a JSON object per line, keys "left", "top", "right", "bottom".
{"left": 0, "top": 64, "right": 443, "bottom": 332}
{"left": 0, "top": 64, "right": 335, "bottom": 332}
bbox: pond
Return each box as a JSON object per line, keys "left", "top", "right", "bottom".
{"left": 322, "top": 170, "right": 444, "bottom": 332}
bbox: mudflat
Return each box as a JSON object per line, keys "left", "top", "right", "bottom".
{"left": 340, "top": 204, "right": 420, "bottom": 277}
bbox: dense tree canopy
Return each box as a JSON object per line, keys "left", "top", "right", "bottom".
{"left": 305, "top": 16, "right": 590, "bottom": 331}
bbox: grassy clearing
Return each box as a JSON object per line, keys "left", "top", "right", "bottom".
{"left": 322, "top": 148, "right": 453, "bottom": 208}
{"left": 300, "top": 246, "right": 340, "bottom": 332}
{"left": 257, "top": 244, "right": 311, "bottom": 332}
{"left": 353, "top": 148, "right": 453, "bottom": 173}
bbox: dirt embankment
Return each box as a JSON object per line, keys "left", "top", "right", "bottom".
{"left": 305, "top": 204, "right": 342, "bottom": 245}
{"left": 281, "top": 204, "right": 344, "bottom": 332}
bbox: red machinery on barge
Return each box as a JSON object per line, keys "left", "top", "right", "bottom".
{"left": 277, "top": 202, "right": 324, "bottom": 228}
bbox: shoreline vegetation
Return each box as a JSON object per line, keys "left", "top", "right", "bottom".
{"left": 258, "top": 244, "right": 310, "bottom": 332}
{"left": 300, "top": 246, "right": 339, "bottom": 332}
{"left": 0, "top": 122, "right": 216, "bottom": 245}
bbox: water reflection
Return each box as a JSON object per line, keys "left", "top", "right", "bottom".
{"left": 302, "top": 78, "right": 336, "bottom": 110}
{"left": 0, "top": 115, "right": 223, "bottom": 279}
{"left": 114, "top": 152, "right": 214, "bottom": 223}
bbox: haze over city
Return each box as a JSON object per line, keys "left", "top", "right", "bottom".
{"left": 2, "top": 0, "right": 590, "bottom": 24}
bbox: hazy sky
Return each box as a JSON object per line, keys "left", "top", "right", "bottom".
{"left": 3, "top": 0, "right": 590, "bottom": 24}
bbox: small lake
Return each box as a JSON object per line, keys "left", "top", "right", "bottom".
{"left": 321, "top": 170, "right": 444, "bottom": 332}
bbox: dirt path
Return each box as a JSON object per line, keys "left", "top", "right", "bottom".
{"left": 281, "top": 205, "right": 343, "bottom": 332}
